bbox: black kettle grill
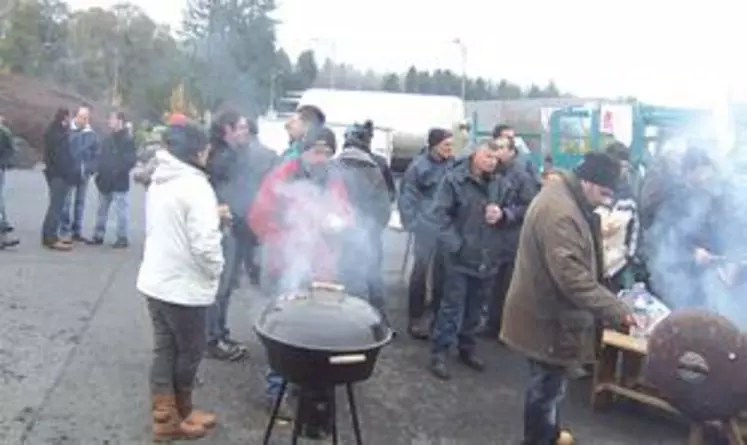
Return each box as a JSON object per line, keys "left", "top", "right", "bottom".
{"left": 255, "top": 281, "right": 394, "bottom": 444}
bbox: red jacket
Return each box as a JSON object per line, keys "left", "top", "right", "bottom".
{"left": 248, "top": 159, "right": 352, "bottom": 283}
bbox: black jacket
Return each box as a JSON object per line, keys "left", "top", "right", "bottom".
{"left": 424, "top": 158, "right": 504, "bottom": 278}
{"left": 95, "top": 129, "right": 137, "bottom": 193}
{"left": 397, "top": 151, "right": 454, "bottom": 233}
{"left": 493, "top": 158, "right": 538, "bottom": 262}
{"left": 207, "top": 138, "right": 279, "bottom": 223}
{"left": 0, "top": 124, "right": 14, "bottom": 169}
{"left": 44, "top": 122, "right": 78, "bottom": 184}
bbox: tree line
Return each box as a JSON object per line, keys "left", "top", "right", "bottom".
{"left": 0, "top": 0, "right": 567, "bottom": 122}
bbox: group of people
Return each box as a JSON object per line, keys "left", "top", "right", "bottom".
{"left": 5, "top": 96, "right": 727, "bottom": 444}
{"left": 40, "top": 106, "right": 136, "bottom": 251}
{"left": 133, "top": 98, "right": 657, "bottom": 444}
{"left": 134, "top": 105, "right": 396, "bottom": 441}
{"left": 398, "top": 125, "right": 656, "bottom": 444}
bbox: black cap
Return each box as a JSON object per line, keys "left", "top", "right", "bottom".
{"left": 427, "top": 128, "right": 452, "bottom": 148}
{"left": 303, "top": 126, "right": 337, "bottom": 154}
{"left": 574, "top": 152, "right": 620, "bottom": 189}
{"left": 165, "top": 124, "right": 209, "bottom": 163}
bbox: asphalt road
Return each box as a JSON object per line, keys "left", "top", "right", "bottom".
{"left": 0, "top": 170, "right": 687, "bottom": 444}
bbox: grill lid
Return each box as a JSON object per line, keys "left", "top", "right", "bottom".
{"left": 254, "top": 282, "right": 392, "bottom": 352}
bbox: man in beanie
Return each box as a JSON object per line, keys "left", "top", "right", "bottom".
{"left": 249, "top": 125, "right": 352, "bottom": 418}
{"left": 596, "top": 141, "right": 640, "bottom": 292}
{"left": 335, "top": 120, "right": 394, "bottom": 320}
{"left": 398, "top": 128, "right": 455, "bottom": 339}
{"left": 500, "top": 152, "right": 634, "bottom": 445}
{"left": 136, "top": 123, "right": 224, "bottom": 441}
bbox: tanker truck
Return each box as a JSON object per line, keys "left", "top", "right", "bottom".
{"left": 259, "top": 89, "right": 465, "bottom": 172}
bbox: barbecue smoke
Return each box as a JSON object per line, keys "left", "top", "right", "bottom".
{"left": 267, "top": 162, "right": 384, "bottom": 304}
{"left": 643, "top": 111, "right": 747, "bottom": 331}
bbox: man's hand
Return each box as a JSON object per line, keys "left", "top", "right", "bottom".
{"left": 485, "top": 204, "right": 503, "bottom": 225}
{"left": 694, "top": 247, "right": 715, "bottom": 266}
{"left": 621, "top": 313, "right": 637, "bottom": 329}
{"left": 217, "top": 204, "right": 232, "bottom": 222}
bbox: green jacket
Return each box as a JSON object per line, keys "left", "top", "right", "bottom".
{"left": 281, "top": 140, "right": 303, "bottom": 160}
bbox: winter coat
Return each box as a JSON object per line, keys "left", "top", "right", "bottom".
{"left": 500, "top": 172, "right": 631, "bottom": 367}
{"left": 43, "top": 122, "right": 78, "bottom": 184}
{"left": 422, "top": 157, "right": 504, "bottom": 278}
{"left": 336, "top": 146, "right": 392, "bottom": 230}
{"left": 95, "top": 129, "right": 137, "bottom": 193}
{"left": 69, "top": 123, "right": 100, "bottom": 178}
{"left": 248, "top": 159, "right": 353, "bottom": 285}
{"left": 492, "top": 158, "right": 538, "bottom": 263}
{"left": 136, "top": 150, "right": 224, "bottom": 306}
{"left": 397, "top": 151, "right": 454, "bottom": 234}
{"left": 0, "top": 123, "right": 15, "bottom": 169}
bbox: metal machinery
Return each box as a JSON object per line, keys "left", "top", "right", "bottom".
{"left": 468, "top": 111, "right": 543, "bottom": 173}
{"left": 547, "top": 103, "right": 713, "bottom": 172}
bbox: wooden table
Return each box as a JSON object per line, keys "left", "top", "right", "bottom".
{"left": 592, "top": 329, "right": 746, "bottom": 445}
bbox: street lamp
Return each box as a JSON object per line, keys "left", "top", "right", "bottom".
{"left": 453, "top": 38, "right": 467, "bottom": 102}
{"left": 311, "top": 37, "right": 337, "bottom": 89}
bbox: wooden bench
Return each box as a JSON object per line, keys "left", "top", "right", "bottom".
{"left": 592, "top": 329, "right": 746, "bottom": 445}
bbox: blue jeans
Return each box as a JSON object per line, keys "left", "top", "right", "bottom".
{"left": 430, "top": 266, "right": 490, "bottom": 356}
{"left": 93, "top": 191, "right": 128, "bottom": 240}
{"left": 523, "top": 359, "right": 568, "bottom": 445}
{"left": 60, "top": 177, "right": 89, "bottom": 237}
{"left": 207, "top": 231, "right": 241, "bottom": 344}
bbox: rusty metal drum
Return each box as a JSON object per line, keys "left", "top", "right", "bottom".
{"left": 644, "top": 308, "right": 747, "bottom": 421}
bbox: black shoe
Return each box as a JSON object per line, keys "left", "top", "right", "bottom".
{"left": 85, "top": 237, "right": 104, "bottom": 245}
{"left": 112, "top": 238, "right": 128, "bottom": 249}
{"left": 222, "top": 336, "right": 249, "bottom": 352}
{"left": 207, "top": 339, "right": 247, "bottom": 361}
{"left": 429, "top": 356, "right": 451, "bottom": 380}
{"left": 458, "top": 350, "right": 486, "bottom": 372}
{"left": 72, "top": 234, "right": 88, "bottom": 243}
{"left": 1, "top": 225, "right": 13, "bottom": 233}
{"left": 408, "top": 317, "right": 430, "bottom": 340}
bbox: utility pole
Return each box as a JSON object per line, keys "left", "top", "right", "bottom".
{"left": 453, "top": 38, "right": 467, "bottom": 102}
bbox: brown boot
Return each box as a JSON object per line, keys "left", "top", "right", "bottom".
{"left": 176, "top": 391, "right": 217, "bottom": 429}
{"left": 151, "top": 394, "right": 206, "bottom": 441}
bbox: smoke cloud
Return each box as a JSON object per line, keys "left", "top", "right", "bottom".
{"left": 643, "top": 113, "right": 747, "bottom": 331}
{"left": 266, "top": 163, "right": 381, "bottom": 300}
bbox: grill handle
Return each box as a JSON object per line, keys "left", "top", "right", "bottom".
{"left": 329, "top": 354, "right": 367, "bottom": 365}
{"left": 311, "top": 281, "right": 346, "bottom": 292}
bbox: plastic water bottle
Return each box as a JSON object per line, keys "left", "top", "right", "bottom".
{"left": 630, "top": 283, "right": 650, "bottom": 338}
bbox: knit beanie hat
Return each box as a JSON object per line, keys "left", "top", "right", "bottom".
{"left": 303, "top": 126, "right": 337, "bottom": 154}
{"left": 573, "top": 152, "right": 620, "bottom": 189}
{"left": 165, "top": 124, "right": 209, "bottom": 164}
{"left": 427, "top": 128, "right": 452, "bottom": 148}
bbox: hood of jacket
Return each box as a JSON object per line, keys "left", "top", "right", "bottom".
{"left": 151, "top": 150, "right": 207, "bottom": 185}
{"left": 337, "top": 146, "right": 378, "bottom": 168}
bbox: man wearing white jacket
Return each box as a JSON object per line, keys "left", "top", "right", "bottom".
{"left": 136, "top": 123, "right": 225, "bottom": 441}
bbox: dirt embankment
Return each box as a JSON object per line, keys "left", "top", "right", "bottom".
{"left": 0, "top": 74, "right": 109, "bottom": 168}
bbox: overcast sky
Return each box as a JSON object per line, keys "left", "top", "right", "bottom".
{"left": 67, "top": 0, "right": 743, "bottom": 107}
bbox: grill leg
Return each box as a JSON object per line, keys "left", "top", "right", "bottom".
{"left": 262, "top": 381, "right": 288, "bottom": 445}
{"left": 330, "top": 388, "right": 338, "bottom": 445}
{"left": 345, "top": 383, "right": 363, "bottom": 445}
{"left": 290, "top": 403, "right": 303, "bottom": 445}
